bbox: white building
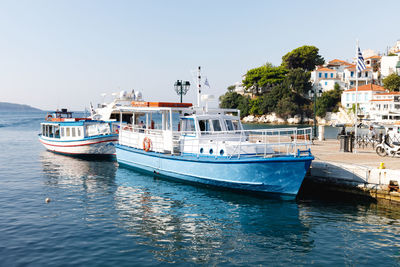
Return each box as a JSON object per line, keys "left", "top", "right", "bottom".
{"left": 369, "top": 91, "right": 400, "bottom": 122}
{"left": 311, "top": 67, "right": 342, "bottom": 92}
{"left": 341, "top": 83, "right": 386, "bottom": 113}
{"left": 342, "top": 65, "right": 373, "bottom": 90}
{"left": 389, "top": 40, "right": 400, "bottom": 54}
{"left": 380, "top": 55, "right": 400, "bottom": 78}
{"left": 364, "top": 55, "right": 381, "bottom": 79}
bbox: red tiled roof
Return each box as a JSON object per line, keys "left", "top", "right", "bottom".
{"left": 328, "top": 59, "right": 352, "bottom": 65}
{"left": 316, "top": 67, "right": 336, "bottom": 72}
{"left": 345, "top": 65, "right": 372, "bottom": 71}
{"left": 370, "top": 99, "right": 393, "bottom": 102}
{"left": 365, "top": 55, "right": 381, "bottom": 59}
{"left": 345, "top": 84, "right": 386, "bottom": 92}
{"left": 377, "top": 92, "right": 400, "bottom": 95}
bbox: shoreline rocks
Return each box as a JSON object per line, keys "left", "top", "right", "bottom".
{"left": 242, "top": 113, "right": 312, "bottom": 125}
{"left": 241, "top": 109, "right": 355, "bottom": 125}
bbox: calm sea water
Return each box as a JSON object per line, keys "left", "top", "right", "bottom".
{"left": 1, "top": 111, "right": 400, "bottom": 266}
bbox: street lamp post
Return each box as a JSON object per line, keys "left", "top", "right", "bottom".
{"left": 174, "top": 80, "right": 191, "bottom": 103}
{"left": 309, "top": 87, "right": 321, "bottom": 139}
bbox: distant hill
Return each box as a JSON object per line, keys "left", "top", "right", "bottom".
{"left": 0, "top": 102, "right": 42, "bottom": 112}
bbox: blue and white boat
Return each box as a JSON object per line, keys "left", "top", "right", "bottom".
{"left": 115, "top": 100, "right": 314, "bottom": 199}
{"left": 39, "top": 109, "right": 119, "bottom": 156}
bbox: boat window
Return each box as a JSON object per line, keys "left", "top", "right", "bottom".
{"left": 232, "top": 120, "right": 241, "bottom": 130}
{"left": 181, "top": 118, "right": 196, "bottom": 132}
{"left": 71, "top": 127, "right": 76, "bottom": 137}
{"left": 49, "top": 126, "right": 54, "bottom": 137}
{"left": 77, "top": 127, "right": 81, "bottom": 137}
{"left": 55, "top": 126, "right": 60, "bottom": 138}
{"left": 212, "top": 120, "right": 222, "bottom": 131}
{"left": 42, "top": 125, "right": 46, "bottom": 135}
{"left": 198, "top": 119, "right": 211, "bottom": 133}
{"left": 61, "top": 127, "right": 65, "bottom": 137}
{"left": 66, "top": 127, "right": 70, "bottom": 137}
{"left": 225, "top": 120, "right": 234, "bottom": 131}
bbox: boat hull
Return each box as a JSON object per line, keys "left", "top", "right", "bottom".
{"left": 115, "top": 145, "right": 313, "bottom": 199}
{"left": 39, "top": 135, "right": 118, "bottom": 155}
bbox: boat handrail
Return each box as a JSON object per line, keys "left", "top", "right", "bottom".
{"left": 119, "top": 126, "right": 312, "bottom": 158}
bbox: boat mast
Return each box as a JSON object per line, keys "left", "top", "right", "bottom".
{"left": 197, "top": 66, "right": 201, "bottom": 108}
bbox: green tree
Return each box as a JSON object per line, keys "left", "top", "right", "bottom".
{"left": 249, "top": 98, "right": 263, "bottom": 115}
{"left": 383, "top": 73, "right": 400, "bottom": 91}
{"left": 315, "top": 83, "right": 342, "bottom": 117}
{"left": 242, "top": 63, "right": 288, "bottom": 95}
{"left": 237, "top": 96, "right": 251, "bottom": 117}
{"left": 282, "top": 45, "right": 325, "bottom": 71}
{"left": 284, "top": 68, "right": 312, "bottom": 95}
{"left": 227, "top": 85, "right": 236, "bottom": 92}
{"left": 219, "top": 91, "right": 243, "bottom": 109}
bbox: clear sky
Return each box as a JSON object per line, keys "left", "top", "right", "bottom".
{"left": 0, "top": 0, "right": 398, "bottom": 110}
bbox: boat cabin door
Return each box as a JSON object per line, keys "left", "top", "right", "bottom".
{"left": 179, "top": 117, "right": 198, "bottom": 153}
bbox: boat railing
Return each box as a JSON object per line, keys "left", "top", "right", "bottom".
{"left": 173, "top": 127, "right": 312, "bottom": 158}
{"left": 119, "top": 125, "right": 312, "bottom": 158}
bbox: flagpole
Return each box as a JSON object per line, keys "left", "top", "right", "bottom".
{"left": 354, "top": 40, "right": 359, "bottom": 153}
{"left": 197, "top": 66, "right": 201, "bottom": 108}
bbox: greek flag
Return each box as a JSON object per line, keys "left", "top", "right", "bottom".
{"left": 357, "top": 47, "right": 366, "bottom": 72}
{"left": 204, "top": 77, "right": 210, "bottom": 87}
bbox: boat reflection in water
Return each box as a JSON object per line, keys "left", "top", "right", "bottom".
{"left": 40, "top": 151, "right": 118, "bottom": 191}
{"left": 113, "top": 167, "right": 313, "bottom": 264}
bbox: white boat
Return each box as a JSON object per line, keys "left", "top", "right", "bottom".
{"left": 39, "top": 109, "right": 118, "bottom": 156}
{"left": 114, "top": 101, "right": 314, "bottom": 199}
{"left": 90, "top": 90, "right": 143, "bottom": 123}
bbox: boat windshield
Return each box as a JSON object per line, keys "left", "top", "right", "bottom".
{"left": 198, "top": 119, "right": 211, "bottom": 132}
{"left": 225, "top": 119, "right": 241, "bottom": 131}
{"left": 212, "top": 120, "right": 222, "bottom": 131}
{"left": 181, "top": 118, "right": 196, "bottom": 132}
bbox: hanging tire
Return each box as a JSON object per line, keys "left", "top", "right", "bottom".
{"left": 376, "top": 146, "right": 387, "bottom": 157}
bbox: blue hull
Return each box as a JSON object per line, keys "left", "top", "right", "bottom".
{"left": 115, "top": 145, "right": 313, "bottom": 199}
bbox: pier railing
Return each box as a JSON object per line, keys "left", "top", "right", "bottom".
{"left": 120, "top": 126, "right": 313, "bottom": 158}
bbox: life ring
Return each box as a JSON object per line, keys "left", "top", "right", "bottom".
{"left": 143, "top": 137, "right": 152, "bottom": 152}
{"left": 45, "top": 114, "right": 53, "bottom": 121}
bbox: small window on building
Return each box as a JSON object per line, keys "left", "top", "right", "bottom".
{"left": 324, "top": 73, "right": 328, "bottom": 78}
{"left": 365, "top": 72, "right": 368, "bottom": 77}
{"left": 319, "top": 73, "right": 322, "bottom": 78}
{"left": 346, "top": 94, "right": 350, "bottom": 101}
{"left": 351, "top": 71, "right": 354, "bottom": 77}
{"left": 330, "top": 73, "right": 333, "bottom": 78}
{"left": 325, "top": 82, "right": 327, "bottom": 86}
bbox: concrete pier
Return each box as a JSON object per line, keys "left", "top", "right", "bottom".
{"left": 305, "top": 140, "right": 400, "bottom": 204}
